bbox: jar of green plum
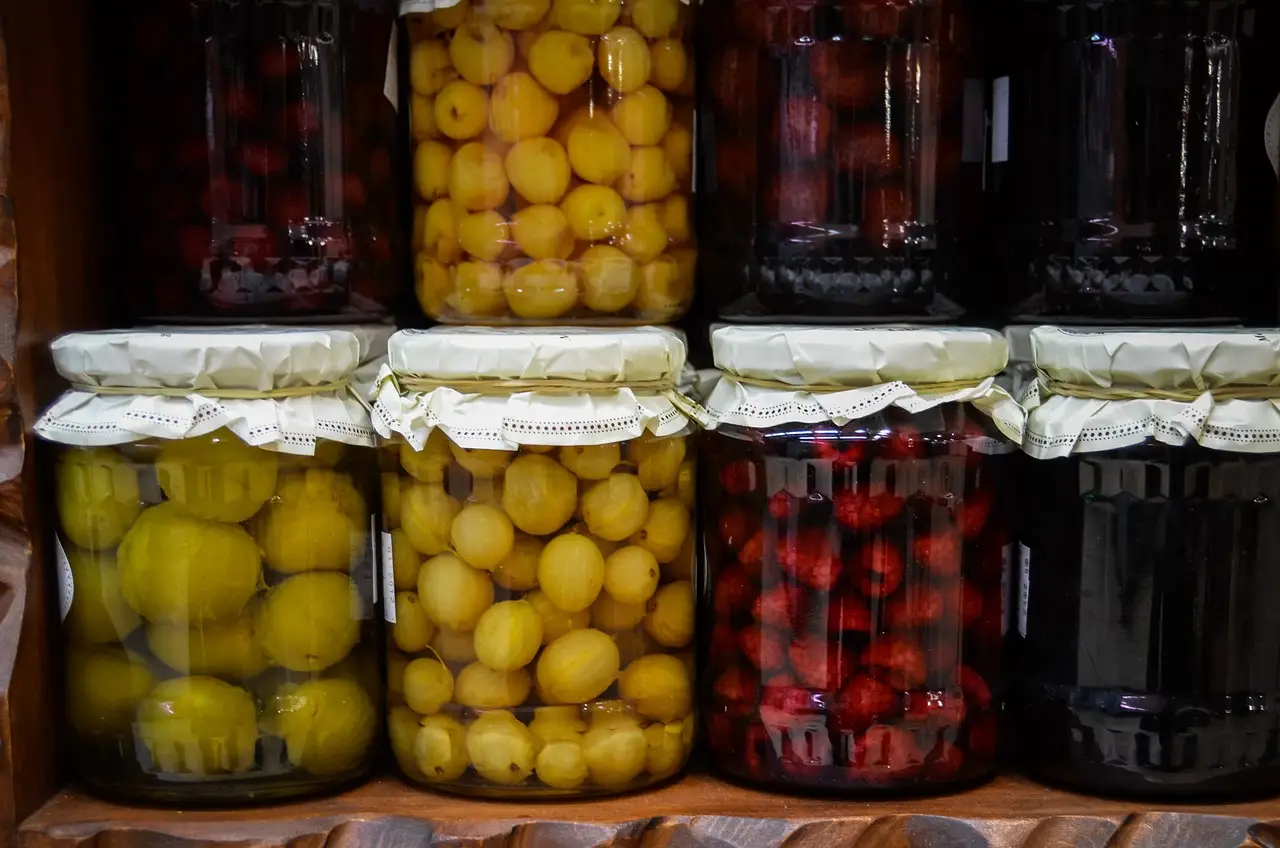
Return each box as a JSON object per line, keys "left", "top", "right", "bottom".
{"left": 372, "top": 326, "right": 704, "bottom": 796}
{"left": 34, "top": 328, "right": 383, "bottom": 805}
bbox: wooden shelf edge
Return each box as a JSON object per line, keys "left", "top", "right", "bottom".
{"left": 18, "top": 771, "right": 1280, "bottom": 847}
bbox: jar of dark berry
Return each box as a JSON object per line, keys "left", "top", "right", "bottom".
{"left": 1016, "top": 327, "right": 1280, "bottom": 800}
{"left": 104, "top": 0, "right": 400, "bottom": 322}
{"left": 699, "top": 0, "right": 987, "bottom": 321}
{"left": 701, "top": 326, "right": 1025, "bottom": 792}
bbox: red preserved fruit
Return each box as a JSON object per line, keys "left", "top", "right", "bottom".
{"left": 959, "top": 487, "right": 993, "bottom": 539}
{"left": 743, "top": 723, "right": 773, "bottom": 775}
{"left": 885, "top": 586, "right": 946, "bottom": 628}
{"left": 753, "top": 584, "right": 797, "bottom": 629}
{"left": 882, "top": 424, "right": 924, "bottom": 459}
{"left": 224, "top": 84, "right": 257, "bottom": 121}
{"left": 861, "top": 637, "right": 928, "bottom": 690}
{"left": 761, "top": 683, "right": 822, "bottom": 717}
{"left": 827, "top": 590, "right": 873, "bottom": 633}
{"left": 740, "top": 624, "right": 787, "bottom": 671}
{"left": 765, "top": 670, "right": 797, "bottom": 688}
{"left": 768, "top": 490, "right": 800, "bottom": 520}
{"left": 714, "top": 568, "right": 757, "bottom": 617}
{"left": 809, "top": 41, "right": 880, "bottom": 110}
{"left": 967, "top": 712, "right": 998, "bottom": 759}
{"left": 857, "top": 539, "right": 905, "bottom": 597}
{"left": 719, "top": 506, "right": 755, "bottom": 552}
{"left": 711, "top": 623, "right": 740, "bottom": 659}
{"left": 834, "top": 490, "right": 904, "bottom": 531}
{"left": 833, "top": 674, "right": 901, "bottom": 732}
{"left": 843, "top": 0, "right": 906, "bottom": 39}
{"left": 904, "top": 690, "right": 967, "bottom": 726}
{"left": 834, "top": 124, "right": 902, "bottom": 179}
{"left": 851, "top": 724, "right": 923, "bottom": 782}
{"left": 925, "top": 740, "right": 966, "bottom": 779}
{"left": 708, "top": 713, "right": 736, "bottom": 750}
{"left": 913, "top": 531, "right": 963, "bottom": 576}
{"left": 789, "top": 636, "right": 853, "bottom": 690}
{"left": 710, "top": 46, "right": 759, "bottom": 122}
{"left": 715, "top": 139, "right": 758, "bottom": 195}
{"left": 958, "top": 666, "right": 992, "bottom": 710}
{"left": 774, "top": 97, "right": 832, "bottom": 163}
{"left": 778, "top": 528, "right": 843, "bottom": 590}
{"left": 721, "top": 457, "right": 760, "bottom": 495}
{"left": 738, "top": 529, "right": 767, "bottom": 567}
{"left": 959, "top": 583, "right": 984, "bottom": 629}
{"left": 815, "top": 440, "right": 866, "bottom": 469}
{"left": 765, "top": 169, "right": 830, "bottom": 225}
{"left": 714, "top": 665, "right": 759, "bottom": 710}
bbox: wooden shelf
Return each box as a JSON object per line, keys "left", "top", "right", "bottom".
{"left": 18, "top": 769, "right": 1280, "bottom": 847}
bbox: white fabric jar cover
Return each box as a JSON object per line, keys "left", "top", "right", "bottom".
{"left": 34, "top": 327, "right": 378, "bottom": 456}
{"left": 1025, "top": 326, "right": 1280, "bottom": 458}
{"left": 704, "top": 325, "right": 1026, "bottom": 447}
{"left": 373, "top": 326, "right": 704, "bottom": 450}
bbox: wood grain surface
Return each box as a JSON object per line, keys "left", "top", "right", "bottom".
{"left": 20, "top": 772, "right": 1280, "bottom": 848}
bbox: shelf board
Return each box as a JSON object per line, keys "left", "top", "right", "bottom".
{"left": 19, "top": 769, "right": 1280, "bottom": 847}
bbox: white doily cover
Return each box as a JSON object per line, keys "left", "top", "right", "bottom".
{"left": 705, "top": 325, "right": 1025, "bottom": 445}
{"left": 374, "top": 327, "right": 704, "bottom": 450}
{"left": 34, "top": 328, "right": 376, "bottom": 456}
{"left": 1025, "top": 326, "right": 1280, "bottom": 458}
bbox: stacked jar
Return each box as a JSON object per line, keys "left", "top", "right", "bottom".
{"left": 373, "top": 327, "right": 703, "bottom": 795}
{"left": 105, "top": 1, "right": 401, "bottom": 322}
{"left": 700, "top": 326, "right": 1025, "bottom": 792}
{"left": 34, "top": 328, "right": 383, "bottom": 804}
{"left": 1016, "top": 327, "right": 1280, "bottom": 799}
{"left": 402, "top": 0, "right": 696, "bottom": 323}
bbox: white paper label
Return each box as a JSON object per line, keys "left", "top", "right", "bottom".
{"left": 384, "top": 23, "right": 400, "bottom": 112}
{"left": 1000, "top": 543, "right": 1013, "bottom": 637}
{"left": 1018, "top": 543, "right": 1031, "bottom": 637}
{"left": 381, "top": 531, "right": 397, "bottom": 623}
{"left": 55, "top": 537, "right": 73, "bottom": 622}
{"left": 992, "top": 76, "right": 1010, "bottom": 164}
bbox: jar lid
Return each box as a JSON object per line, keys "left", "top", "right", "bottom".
{"left": 1025, "top": 327, "right": 1280, "bottom": 458}
{"left": 373, "top": 327, "right": 704, "bottom": 450}
{"left": 706, "top": 325, "right": 1024, "bottom": 445}
{"left": 34, "top": 328, "right": 375, "bottom": 455}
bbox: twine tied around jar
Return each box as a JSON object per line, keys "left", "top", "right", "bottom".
{"left": 1038, "top": 378, "right": 1280, "bottom": 402}
{"left": 725, "top": 374, "right": 992, "bottom": 395}
{"left": 69, "top": 379, "right": 352, "bottom": 399}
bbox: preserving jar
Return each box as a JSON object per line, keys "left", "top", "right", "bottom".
{"left": 702, "top": 326, "right": 1025, "bottom": 792}
{"left": 1016, "top": 327, "right": 1280, "bottom": 799}
{"left": 700, "top": 0, "right": 984, "bottom": 320}
{"left": 991, "top": 1, "right": 1268, "bottom": 322}
{"left": 403, "top": 0, "right": 696, "bottom": 324}
{"left": 34, "top": 329, "right": 383, "bottom": 804}
{"left": 373, "top": 327, "right": 704, "bottom": 796}
{"left": 106, "top": 1, "right": 401, "bottom": 322}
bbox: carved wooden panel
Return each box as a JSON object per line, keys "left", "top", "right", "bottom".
{"left": 20, "top": 774, "right": 1280, "bottom": 848}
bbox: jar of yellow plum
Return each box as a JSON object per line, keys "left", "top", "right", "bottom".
{"left": 373, "top": 326, "right": 703, "bottom": 795}
{"left": 34, "top": 328, "right": 383, "bottom": 804}
{"left": 402, "top": 0, "right": 696, "bottom": 324}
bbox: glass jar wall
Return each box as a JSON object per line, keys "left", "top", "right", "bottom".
{"left": 406, "top": 0, "right": 696, "bottom": 324}
{"left": 702, "top": 405, "right": 1010, "bottom": 791}
{"left": 104, "top": 1, "right": 400, "bottom": 321}
{"left": 990, "top": 0, "right": 1263, "bottom": 322}
{"left": 382, "top": 430, "right": 697, "bottom": 795}
{"left": 55, "top": 434, "right": 380, "bottom": 804}
{"left": 1015, "top": 441, "right": 1280, "bottom": 798}
{"left": 700, "top": 0, "right": 981, "bottom": 320}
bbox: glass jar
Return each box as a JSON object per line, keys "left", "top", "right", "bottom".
{"left": 373, "top": 327, "right": 701, "bottom": 795}
{"left": 35, "top": 329, "right": 382, "bottom": 804}
{"left": 105, "top": 1, "right": 400, "bottom": 322}
{"left": 1016, "top": 326, "right": 1280, "bottom": 799}
{"left": 700, "top": 0, "right": 982, "bottom": 320}
{"left": 700, "top": 326, "right": 1022, "bottom": 792}
{"left": 404, "top": 0, "right": 696, "bottom": 324}
{"left": 990, "top": 0, "right": 1270, "bottom": 322}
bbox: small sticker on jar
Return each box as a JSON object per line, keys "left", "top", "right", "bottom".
{"left": 370, "top": 516, "right": 379, "bottom": 608}
{"left": 1018, "top": 543, "right": 1031, "bottom": 638}
{"left": 1001, "top": 543, "right": 1013, "bottom": 637}
{"left": 381, "top": 531, "right": 397, "bottom": 623}
{"left": 384, "top": 22, "right": 400, "bottom": 112}
{"left": 55, "top": 536, "right": 73, "bottom": 622}
{"left": 350, "top": 519, "right": 374, "bottom": 621}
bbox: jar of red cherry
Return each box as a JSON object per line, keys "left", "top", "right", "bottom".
{"left": 701, "top": 325, "right": 1025, "bottom": 792}
{"left": 105, "top": 1, "right": 400, "bottom": 322}
{"left": 700, "top": 0, "right": 987, "bottom": 320}
{"left": 1017, "top": 327, "right": 1280, "bottom": 799}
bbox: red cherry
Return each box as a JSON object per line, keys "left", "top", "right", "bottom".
{"left": 885, "top": 586, "right": 946, "bottom": 628}
{"left": 713, "top": 665, "right": 759, "bottom": 710}
{"left": 714, "top": 139, "right": 758, "bottom": 196}
{"left": 913, "top": 531, "right": 963, "bottom": 576}
{"left": 710, "top": 45, "right": 759, "bottom": 120}
{"left": 752, "top": 584, "right": 797, "bottom": 629}
{"left": 775, "top": 96, "right": 831, "bottom": 163}
{"left": 834, "top": 124, "right": 902, "bottom": 178}
{"left": 861, "top": 637, "right": 927, "bottom": 690}
{"left": 959, "top": 488, "right": 994, "bottom": 539}
{"left": 708, "top": 713, "right": 735, "bottom": 750}
{"left": 765, "top": 169, "right": 830, "bottom": 225}
{"left": 815, "top": 440, "right": 865, "bottom": 469}
{"left": 857, "top": 539, "right": 905, "bottom": 597}
{"left": 761, "top": 684, "right": 821, "bottom": 717}
{"left": 882, "top": 424, "right": 924, "bottom": 459}
{"left": 740, "top": 625, "right": 786, "bottom": 671}
{"left": 710, "top": 624, "right": 740, "bottom": 659}
{"left": 738, "top": 529, "right": 766, "bottom": 567}
{"left": 809, "top": 41, "right": 880, "bottom": 109}
{"left": 788, "top": 635, "right": 853, "bottom": 690}
{"left": 832, "top": 674, "right": 901, "bottom": 732}
{"left": 959, "top": 666, "right": 992, "bottom": 710}
{"left": 767, "top": 490, "right": 800, "bottom": 521}
{"left": 834, "top": 490, "right": 904, "bottom": 531}
{"left": 714, "top": 567, "right": 756, "bottom": 617}
{"left": 718, "top": 506, "right": 754, "bottom": 552}
{"left": 904, "top": 690, "right": 967, "bottom": 726}
{"left": 959, "top": 583, "right": 984, "bottom": 629}
{"left": 777, "top": 527, "right": 843, "bottom": 590}
{"left": 720, "top": 457, "right": 759, "bottom": 496}
{"left": 827, "top": 591, "right": 873, "bottom": 633}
